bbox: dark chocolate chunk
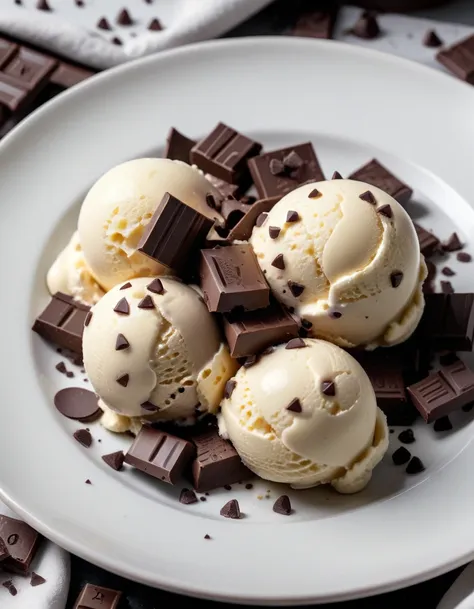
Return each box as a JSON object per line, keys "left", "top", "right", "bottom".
{"left": 200, "top": 244, "right": 269, "bottom": 313}
{"left": 398, "top": 429, "right": 415, "bottom": 444}
{"left": 97, "top": 17, "right": 111, "bottom": 30}
{"left": 223, "top": 300, "right": 299, "bottom": 357}
{"left": 228, "top": 197, "right": 277, "bottom": 241}
{"left": 290, "top": 9, "right": 336, "bottom": 39}
{"left": 0, "top": 515, "right": 40, "bottom": 574}
{"left": 117, "top": 8, "right": 133, "bottom": 25}
{"left": 423, "top": 29, "right": 443, "bottom": 48}
{"left": 147, "top": 278, "right": 165, "bottom": 295}
{"left": 249, "top": 143, "right": 324, "bottom": 204}
{"left": 392, "top": 446, "right": 411, "bottom": 465}
{"left": 36, "top": 0, "right": 51, "bottom": 11}
{"left": 441, "top": 266, "right": 455, "bottom": 277}
{"left": 112, "top": 37, "right": 123, "bottom": 46}
{"left": 179, "top": 488, "right": 198, "bottom": 505}
{"left": 245, "top": 483, "right": 253, "bottom": 490}
{"left": 406, "top": 456, "right": 425, "bottom": 475}
{"left": 457, "top": 252, "right": 472, "bottom": 262}
{"left": 288, "top": 280, "right": 305, "bottom": 298}
{"left": 220, "top": 199, "right": 253, "bottom": 230}
{"left": 359, "top": 190, "right": 376, "bottom": 204}
{"left": 328, "top": 309, "right": 342, "bottom": 319}
{"left": 125, "top": 427, "right": 195, "bottom": 484}
{"left": 269, "top": 226, "right": 281, "bottom": 239}
{"left": 224, "top": 379, "right": 236, "bottom": 399}
{"left": 54, "top": 388, "right": 101, "bottom": 422}
{"left": 204, "top": 534, "right": 211, "bottom": 539}
{"left": 442, "top": 232, "right": 463, "bottom": 252}
{"left": 32, "top": 293, "right": 90, "bottom": 355}
{"left": 164, "top": 127, "right": 196, "bottom": 164}
{"left": 348, "top": 11, "right": 381, "bottom": 40}
{"left": 437, "top": 34, "right": 474, "bottom": 84}
{"left": 30, "top": 572, "right": 46, "bottom": 586}
{"left": 286, "top": 210, "right": 299, "bottom": 223}
{"left": 190, "top": 428, "right": 251, "bottom": 492}
{"left": 321, "top": 380, "right": 336, "bottom": 396}
{"left": 102, "top": 451, "right": 125, "bottom": 471}
{"left": 434, "top": 415, "right": 453, "bottom": 432}
{"left": 273, "top": 495, "right": 292, "bottom": 515}
{"left": 286, "top": 337, "right": 306, "bottom": 349}
{"left": 441, "top": 281, "right": 454, "bottom": 294}
{"left": 414, "top": 223, "right": 440, "bottom": 257}
{"left": 148, "top": 18, "right": 163, "bottom": 31}
{"left": 286, "top": 398, "right": 302, "bottom": 413}
{"left": 308, "top": 188, "right": 322, "bottom": 198}
{"left": 138, "top": 295, "right": 155, "bottom": 309}
{"left": 332, "top": 171, "right": 343, "bottom": 180}
{"left": 191, "top": 122, "right": 262, "bottom": 185}
{"left": 390, "top": 271, "right": 404, "bottom": 288}
{"left": 220, "top": 499, "right": 241, "bottom": 519}
{"left": 2, "top": 580, "right": 17, "bottom": 596}
{"left": 114, "top": 297, "right": 130, "bottom": 315}
{"left": 73, "top": 584, "right": 122, "bottom": 609}
{"left": 377, "top": 204, "right": 393, "bottom": 218}
{"left": 56, "top": 361, "right": 67, "bottom": 374}
{"left": 116, "top": 374, "right": 129, "bottom": 387}
{"left": 138, "top": 193, "right": 214, "bottom": 270}
{"left": 115, "top": 333, "right": 130, "bottom": 351}
{"left": 271, "top": 254, "right": 285, "bottom": 270}
{"left": 74, "top": 428, "right": 92, "bottom": 448}
{"left": 120, "top": 282, "right": 131, "bottom": 290}
{"left": 4, "top": 47, "right": 57, "bottom": 93}
{"left": 349, "top": 159, "right": 412, "bottom": 206}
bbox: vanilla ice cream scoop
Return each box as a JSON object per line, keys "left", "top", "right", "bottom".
{"left": 219, "top": 339, "right": 388, "bottom": 493}
{"left": 78, "top": 158, "right": 222, "bottom": 291}
{"left": 83, "top": 277, "right": 237, "bottom": 432}
{"left": 250, "top": 180, "right": 426, "bottom": 349}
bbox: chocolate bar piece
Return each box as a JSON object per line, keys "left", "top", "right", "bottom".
{"left": 349, "top": 159, "right": 413, "bottom": 206}
{"left": 223, "top": 300, "right": 299, "bottom": 357}
{"left": 73, "top": 583, "right": 122, "bottom": 609}
{"left": 248, "top": 143, "right": 324, "bottom": 204}
{"left": 408, "top": 356, "right": 474, "bottom": 422}
{"left": 191, "top": 122, "right": 262, "bottom": 185}
{"left": 437, "top": 34, "right": 474, "bottom": 84}
{"left": 200, "top": 244, "right": 270, "bottom": 313}
{"left": 228, "top": 197, "right": 277, "bottom": 241}
{"left": 137, "top": 192, "right": 214, "bottom": 270}
{"left": 190, "top": 428, "right": 252, "bottom": 492}
{"left": 124, "top": 427, "right": 195, "bottom": 485}
{"left": 0, "top": 515, "right": 41, "bottom": 574}
{"left": 50, "top": 63, "right": 93, "bottom": 88}
{"left": 413, "top": 223, "right": 440, "bottom": 257}
{"left": 32, "top": 292, "right": 90, "bottom": 355}
{"left": 206, "top": 173, "right": 247, "bottom": 201}
{"left": 164, "top": 127, "right": 196, "bottom": 164}
{"left": 420, "top": 293, "right": 474, "bottom": 352}
{"left": 290, "top": 8, "right": 336, "bottom": 39}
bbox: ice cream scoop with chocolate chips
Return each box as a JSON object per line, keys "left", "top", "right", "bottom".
{"left": 250, "top": 179, "right": 427, "bottom": 349}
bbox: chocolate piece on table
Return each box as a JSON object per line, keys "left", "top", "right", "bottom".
{"left": 2, "top": 580, "right": 17, "bottom": 596}
{"left": 74, "top": 428, "right": 92, "bottom": 448}
{"left": 54, "top": 387, "right": 101, "bottom": 422}
{"left": 30, "top": 572, "right": 46, "bottom": 587}
{"left": 436, "top": 35, "right": 474, "bottom": 84}
{"left": 102, "top": 451, "right": 125, "bottom": 471}
{"left": 32, "top": 292, "right": 90, "bottom": 355}
{"left": 137, "top": 192, "right": 214, "bottom": 270}
{"left": 179, "top": 488, "right": 198, "bottom": 505}
{"left": 273, "top": 495, "right": 292, "bottom": 515}
{"left": 434, "top": 415, "right": 453, "bottom": 432}
{"left": 458, "top": 252, "right": 472, "bottom": 262}
{"left": 200, "top": 244, "right": 269, "bottom": 313}
{"left": 408, "top": 356, "right": 474, "bottom": 422}
{"left": 164, "top": 127, "right": 196, "bottom": 164}
{"left": 348, "top": 159, "right": 413, "bottom": 206}
{"left": 413, "top": 223, "right": 440, "bottom": 257}
{"left": 398, "top": 429, "right": 415, "bottom": 444}
{"left": 149, "top": 18, "right": 163, "bottom": 31}
{"left": 406, "top": 456, "right": 425, "bottom": 475}
{"left": 124, "top": 426, "right": 195, "bottom": 485}
{"left": 0, "top": 515, "right": 41, "bottom": 574}
{"left": 248, "top": 143, "right": 324, "bottom": 204}
{"left": 191, "top": 122, "right": 262, "bottom": 185}
{"left": 423, "top": 29, "right": 443, "bottom": 48}
{"left": 227, "top": 197, "right": 277, "bottom": 241}
{"left": 220, "top": 199, "right": 254, "bottom": 230}
{"left": 441, "top": 281, "right": 454, "bottom": 294}
{"left": 420, "top": 293, "right": 474, "bottom": 351}
{"left": 392, "top": 446, "right": 411, "bottom": 465}
{"left": 223, "top": 299, "right": 299, "bottom": 357}
{"left": 220, "top": 499, "right": 241, "bottom": 519}
{"left": 73, "top": 583, "right": 122, "bottom": 609}
{"left": 442, "top": 232, "right": 463, "bottom": 252}
{"left": 348, "top": 11, "right": 381, "bottom": 40}
{"left": 190, "top": 427, "right": 252, "bottom": 492}
{"left": 290, "top": 8, "right": 337, "bottom": 39}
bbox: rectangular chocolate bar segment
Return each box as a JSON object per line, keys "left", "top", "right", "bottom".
{"left": 413, "top": 223, "right": 440, "bottom": 257}
{"left": 0, "top": 515, "right": 41, "bottom": 574}
{"left": 248, "top": 142, "right": 324, "bottom": 203}
{"left": 191, "top": 122, "right": 262, "bottom": 185}
{"left": 437, "top": 34, "right": 474, "bottom": 84}
{"left": 124, "top": 427, "right": 196, "bottom": 485}
{"left": 3, "top": 48, "right": 57, "bottom": 92}
{"left": 73, "top": 583, "right": 122, "bottom": 609}
{"left": 200, "top": 244, "right": 270, "bottom": 313}
{"left": 223, "top": 300, "right": 299, "bottom": 357}
{"left": 137, "top": 192, "right": 214, "bottom": 270}
{"left": 348, "top": 159, "right": 413, "bottom": 206}
{"left": 32, "top": 292, "right": 90, "bottom": 355}
{"left": 419, "top": 293, "right": 474, "bottom": 352}
{"left": 190, "top": 428, "right": 252, "bottom": 492}
{"left": 164, "top": 127, "right": 196, "bottom": 164}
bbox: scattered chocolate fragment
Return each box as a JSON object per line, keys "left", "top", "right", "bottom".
{"left": 85, "top": 479, "right": 92, "bottom": 485}
{"left": 2, "top": 580, "right": 17, "bottom": 596}
{"left": 273, "top": 495, "right": 292, "bottom": 515}
{"left": 54, "top": 388, "right": 101, "bottom": 422}
{"left": 180, "top": 488, "right": 198, "bottom": 505}
{"left": 84, "top": 311, "right": 92, "bottom": 327}
{"left": 414, "top": 223, "right": 440, "bottom": 257}
{"left": 423, "top": 29, "right": 443, "bottom": 48}
{"left": 228, "top": 197, "right": 277, "bottom": 241}
{"left": 442, "top": 232, "right": 463, "bottom": 252}
{"left": 206, "top": 174, "right": 243, "bottom": 201}
{"left": 138, "top": 193, "right": 214, "bottom": 270}
{"left": 441, "top": 266, "right": 455, "bottom": 277}
{"left": 0, "top": 515, "right": 41, "bottom": 574}
{"left": 286, "top": 398, "right": 302, "bottom": 413}
{"left": 30, "top": 572, "right": 46, "bottom": 587}
{"left": 390, "top": 271, "right": 404, "bottom": 288}
{"left": 290, "top": 9, "right": 336, "bottom": 40}
{"left": 66, "top": 370, "right": 74, "bottom": 378}
{"left": 321, "top": 380, "right": 336, "bottom": 396}
{"left": 332, "top": 171, "right": 343, "bottom": 179}
{"left": 73, "top": 428, "right": 92, "bottom": 448}
{"left": 114, "top": 297, "right": 130, "bottom": 315}
{"left": 434, "top": 415, "right": 453, "bottom": 432}
{"left": 75, "top": 0, "right": 84, "bottom": 6}
{"left": 308, "top": 188, "right": 322, "bottom": 198}
{"left": 97, "top": 17, "right": 111, "bottom": 30}
{"left": 164, "top": 127, "right": 196, "bottom": 164}
{"left": 245, "top": 483, "right": 253, "bottom": 490}
{"left": 220, "top": 499, "right": 241, "bottom": 519}
{"left": 441, "top": 281, "right": 454, "bottom": 294}
{"left": 148, "top": 18, "right": 163, "bottom": 31}
{"left": 36, "top": 0, "right": 51, "bottom": 11}
{"left": 204, "top": 534, "right": 211, "bottom": 539}
{"left": 457, "top": 252, "right": 472, "bottom": 262}
{"left": 147, "top": 278, "right": 165, "bottom": 295}
{"left": 348, "top": 11, "right": 380, "bottom": 40}
{"left": 271, "top": 254, "right": 285, "bottom": 270}
{"left": 406, "top": 456, "right": 425, "bottom": 475}
{"left": 269, "top": 226, "right": 281, "bottom": 239}
{"left": 224, "top": 380, "right": 236, "bottom": 399}
{"left": 398, "top": 429, "right": 415, "bottom": 444}
{"left": 73, "top": 584, "right": 122, "bottom": 609}
{"left": 288, "top": 280, "right": 305, "bottom": 298}
{"left": 115, "top": 333, "right": 130, "bottom": 351}
{"left": 112, "top": 37, "right": 122, "bottom": 46}
{"left": 392, "top": 446, "right": 411, "bottom": 465}
{"left": 349, "top": 159, "right": 412, "bottom": 206}
{"left": 221, "top": 199, "right": 253, "bottom": 230}
{"left": 125, "top": 427, "right": 195, "bottom": 485}
{"left": 55, "top": 361, "right": 67, "bottom": 374}
{"left": 102, "top": 451, "right": 125, "bottom": 471}
{"left": 286, "top": 210, "right": 299, "bottom": 223}
{"left": 117, "top": 8, "right": 133, "bottom": 25}
{"left": 138, "top": 295, "right": 155, "bottom": 309}
{"left": 436, "top": 34, "right": 474, "bottom": 84}
{"left": 377, "top": 204, "right": 393, "bottom": 218}
{"left": 286, "top": 337, "right": 306, "bottom": 349}
{"left": 359, "top": 190, "right": 376, "bottom": 204}
{"left": 116, "top": 374, "right": 129, "bottom": 387}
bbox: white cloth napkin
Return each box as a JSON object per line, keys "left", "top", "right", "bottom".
{"left": 0, "top": 0, "right": 273, "bottom": 69}
{"left": 0, "top": 500, "right": 70, "bottom": 609}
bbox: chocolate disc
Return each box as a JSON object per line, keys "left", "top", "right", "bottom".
{"left": 54, "top": 388, "right": 101, "bottom": 422}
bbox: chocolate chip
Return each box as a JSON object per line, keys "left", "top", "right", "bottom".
{"left": 406, "top": 456, "right": 425, "bottom": 474}
{"left": 441, "top": 281, "right": 454, "bottom": 294}
{"left": 390, "top": 271, "right": 404, "bottom": 288}
{"left": 116, "top": 374, "right": 129, "bottom": 387}
{"left": 245, "top": 483, "right": 253, "bottom": 490}
{"left": 36, "top": 0, "right": 51, "bottom": 10}
{"left": 269, "top": 226, "right": 281, "bottom": 239}
{"left": 442, "top": 233, "right": 463, "bottom": 252}
{"left": 66, "top": 371, "right": 74, "bottom": 378}
{"left": 114, "top": 298, "right": 130, "bottom": 315}
{"left": 138, "top": 295, "right": 155, "bottom": 309}
{"left": 120, "top": 282, "right": 132, "bottom": 290}
{"left": 56, "top": 361, "right": 67, "bottom": 374}
{"left": 112, "top": 37, "right": 122, "bottom": 45}
{"left": 269, "top": 158, "right": 285, "bottom": 176}
{"left": 73, "top": 429, "right": 92, "bottom": 448}
{"left": 271, "top": 254, "right": 285, "bottom": 270}
{"left": 117, "top": 8, "right": 133, "bottom": 25}
{"left": 398, "top": 429, "right": 415, "bottom": 444}
{"left": 147, "top": 278, "right": 165, "bottom": 294}
{"left": 85, "top": 479, "right": 92, "bottom": 485}
{"left": 220, "top": 499, "right": 241, "bottom": 519}
{"left": 84, "top": 311, "right": 92, "bottom": 326}
{"left": 273, "top": 494, "right": 292, "bottom": 515}
{"left": 301, "top": 318, "right": 313, "bottom": 330}
{"left": 286, "top": 210, "right": 299, "bottom": 223}
{"left": 286, "top": 337, "right": 306, "bottom": 349}
{"left": 30, "top": 572, "right": 46, "bottom": 587}
{"left": 349, "top": 11, "right": 380, "bottom": 39}
{"left": 328, "top": 309, "right": 342, "bottom": 319}
{"left": 206, "top": 193, "right": 217, "bottom": 209}
{"left": 332, "top": 171, "right": 343, "bottom": 180}
{"left": 75, "top": 0, "right": 84, "bottom": 6}
{"left": 224, "top": 380, "right": 236, "bottom": 399}
{"left": 115, "top": 333, "right": 130, "bottom": 351}
{"left": 97, "top": 17, "right": 111, "bottom": 30}
{"left": 148, "top": 17, "right": 163, "bottom": 31}
{"left": 102, "top": 451, "right": 125, "bottom": 471}
{"left": 423, "top": 29, "right": 443, "bottom": 47}
{"left": 288, "top": 281, "right": 305, "bottom": 298}
{"left": 141, "top": 401, "right": 158, "bottom": 412}
{"left": 200, "top": 496, "right": 206, "bottom": 501}
{"left": 286, "top": 398, "right": 302, "bottom": 413}
{"left": 441, "top": 266, "right": 455, "bottom": 277}
{"left": 321, "top": 380, "right": 336, "bottom": 396}
{"left": 434, "top": 416, "right": 453, "bottom": 432}
{"left": 283, "top": 150, "right": 303, "bottom": 170}
{"left": 204, "top": 534, "right": 211, "bottom": 539}
{"left": 180, "top": 488, "right": 198, "bottom": 505}
{"left": 2, "top": 581, "right": 17, "bottom": 596}
{"left": 457, "top": 252, "right": 472, "bottom": 262}
{"left": 359, "top": 190, "right": 376, "bottom": 204}
{"left": 255, "top": 212, "right": 268, "bottom": 227}
{"left": 392, "top": 446, "right": 411, "bottom": 465}
{"left": 377, "top": 204, "right": 393, "bottom": 218}
{"left": 308, "top": 188, "right": 322, "bottom": 199}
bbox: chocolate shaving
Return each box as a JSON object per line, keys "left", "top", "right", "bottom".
{"left": 220, "top": 499, "right": 241, "bottom": 519}
{"left": 285, "top": 337, "right": 306, "bottom": 349}
{"left": 102, "top": 451, "right": 125, "bottom": 471}
{"left": 116, "top": 374, "right": 129, "bottom": 387}
{"left": 286, "top": 398, "right": 302, "bottom": 413}
{"left": 138, "top": 295, "right": 155, "bottom": 309}
{"left": 180, "top": 488, "right": 198, "bottom": 505}
{"left": 359, "top": 190, "right": 376, "bottom": 204}
{"left": 321, "top": 380, "right": 336, "bottom": 396}
{"left": 390, "top": 271, "right": 404, "bottom": 288}
{"left": 141, "top": 401, "right": 158, "bottom": 412}
{"left": 273, "top": 494, "right": 292, "bottom": 515}
{"left": 269, "top": 226, "right": 281, "bottom": 239}
{"left": 73, "top": 429, "right": 92, "bottom": 448}
{"left": 115, "top": 333, "right": 130, "bottom": 351}
{"left": 271, "top": 254, "right": 285, "bottom": 270}
{"left": 114, "top": 298, "right": 130, "bottom": 315}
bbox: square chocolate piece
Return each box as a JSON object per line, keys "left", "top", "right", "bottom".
{"left": 413, "top": 223, "right": 440, "bottom": 257}
{"left": 191, "top": 122, "right": 262, "bottom": 185}
{"left": 248, "top": 143, "right": 324, "bottom": 203}
{"left": 349, "top": 159, "right": 413, "bottom": 206}
{"left": 164, "top": 127, "right": 196, "bottom": 164}
{"left": 73, "top": 583, "right": 122, "bottom": 609}
{"left": 124, "top": 427, "right": 196, "bottom": 485}
{"left": 200, "top": 244, "right": 270, "bottom": 313}
{"left": 437, "top": 34, "right": 474, "bottom": 84}
{"left": 0, "top": 515, "right": 41, "bottom": 574}
{"left": 2, "top": 47, "right": 57, "bottom": 92}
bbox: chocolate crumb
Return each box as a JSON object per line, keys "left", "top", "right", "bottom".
{"left": 423, "top": 29, "right": 443, "bottom": 47}
{"left": 321, "top": 380, "right": 336, "bottom": 396}
{"left": 66, "top": 371, "right": 74, "bottom": 378}
{"left": 120, "top": 282, "right": 132, "bottom": 290}
{"left": 200, "top": 497, "right": 207, "bottom": 502}
{"left": 180, "top": 488, "right": 198, "bottom": 504}
{"left": 392, "top": 446, "right": 411, "bottom": 465}
{"left": 308, "top": 188, "right": 322, "bottom": 199}
{"left": 36, "top": 0, "right": 51, "bottom": 10}
{"left": 224, "top": 380, "right": 236, "bottom": 399}
{"left": 332, "top": 171, "right": 343, "bottom": 180}
{"left": 286, "top": 337, "right": 306, "bottom": 349}
{"left": 398, "top": 429, "right": 415, "bottom": 444}
{"left": 286, "top": 398, "right": 302, "bottom": 413}
{"left": 348, "top": 10, "right": 380, "bottom": 39}
{"left": 2, "top": 581, "right": 17, "bottom": 596}
{"left": 442, "top": 233, "right": 463, "bottom": 252}
{"left": 30, "top": 572, "right": 46, "bottom": 587}
{"left": 390, "top": 271, "right": 404, "bottom": 288}
{"left": 273, "top": 494, "right": 292, "bottom": 515}
{"left": 220, "top": 499, "right": 241, "bottom": 519}
{"left": 359, "top": 190, "right": 376, "bottom": 204}
{"left": 271, "top": 254, "right": 285, "bottom": 270}
{"left": 102, "top": 451, "right": 125, "bottom": 471}
{"left": 441, "top": 281, "right": 454, "bottom": 294}
{"left": 406, "top": 456, "right": 425, "bottom": 474}
{"left": 115, "top": 333, "right": 130, "bottom": 351}
{"left": 114, "top": 298, "right": 130, "bottom": 315}
{"left": 441, "top": 266, "right": 455, "bottom": 277}
{"left": 286, "top": 210, "right": 300, "bottom": 223}
{"left": 204, "top": 534, "right": 211, "bottom": 539}
{"left": 73, "top": 429, "right": 92, "bottom": 448}
{"left": 269, "top": 226, "right": 281, "bottom": 239}
{"left": 116, "top": 374, "right": 129, "bottom": 387}
{"left": 85, "top": 479, "right": 91, "bottom": 484}
{"left": 434, "top": 416, "right": 453, "bottom": 432}
{"left": 457, "top": 252, "right": 472, "bottom": 262}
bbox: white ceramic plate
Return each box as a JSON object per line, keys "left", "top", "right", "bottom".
{"left": 0, "top": 38, "right": 474, "bottom": 606}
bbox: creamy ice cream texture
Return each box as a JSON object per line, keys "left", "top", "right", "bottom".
{"left": 219, "top": 339, "right": 388, "bottom": 493}
{"left": 250, "top": 179, "right": 427, "bottom": 349}
{"left": 77, "top": 158, "right": 222, "bottom": 291}
{"left": 83, "top": 277, "right": 237, "bottom": 432}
